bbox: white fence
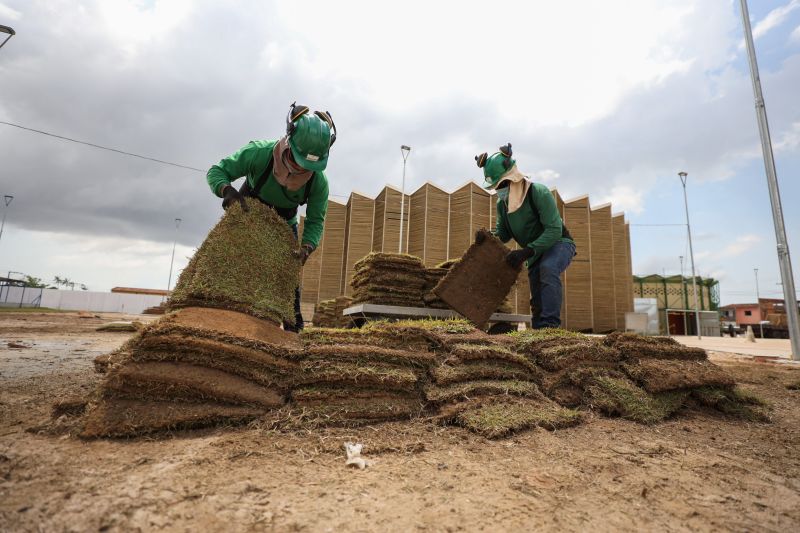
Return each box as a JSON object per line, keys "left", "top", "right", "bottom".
{"left": 0, "top": 286, "right": 164, "bottom": 314}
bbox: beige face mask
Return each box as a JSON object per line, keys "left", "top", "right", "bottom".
{"left": 494, "top": 164, "right": 530, "bottom": 213}
{"left": 272, "top": 137, "right": 313, "bottom": 192}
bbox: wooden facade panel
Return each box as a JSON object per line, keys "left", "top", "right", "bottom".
{"left": 611, "top": 214, "right": 628, "bottom": 330}
{"left": 425, "top": 185, "right": 450, "bottom": 267}
{"left": 372, "top": 190, "right": 386, "bottom": 252}
{"left": 448, "top": 185, "right": 472, "bottom": 260}
{"left": 341, "top": 193, "right": 375, "bottom": 295}
{"left": 408, "top": 186, "right": 427, "bottom": 260}
{"left": 299, "top": 215, "right": 323, "bottom": 310}
{"left": 624, "top": 223, "right": 634, "bottom": 316}
{"left": 590, "top": 205, "right": 616, "bottom": 332}
{"left": 317, "top": 201, "right": 347, "bottom": 301}
{"left": 563, "top": 197, "right": 593, "bottom": 331}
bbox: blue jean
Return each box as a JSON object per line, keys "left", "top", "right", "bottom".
{"left": 528, "top": 241, "right": 576, "bottom": 329}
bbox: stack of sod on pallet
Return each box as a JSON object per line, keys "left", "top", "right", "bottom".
{"left": 313, "top": 296, "right": 353, "bottom": 328}
{"left": 81, "top": 200, "right": 303, "bottom": 437}
{"left": 350, "top": 253, "right": 427, "bottom": 307}
{"left": 422, "top": 260, "right": 458, "bottom": 309}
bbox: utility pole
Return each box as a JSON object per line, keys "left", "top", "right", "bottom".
{"left": 0, "top": 195, "right": 14, "bottom": 253}
{"left": 678, "top": 172, "right": 702, "bottom": 339}
{"left": 754, "top": 267, "right": 763, "bottom": 338}
{"left": 166, "top": 218, "right": 182, "bottom": 296}
{"left": 398, "top": 145, "right": 411, "bottom": 253}
{"left": 739, "top": 0, "right": 800, "bottom": 360}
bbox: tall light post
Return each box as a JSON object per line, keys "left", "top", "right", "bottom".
{"left": 0, "top": 195, "right": 14, "bottom": 250}
{"left": 739, "top": 0, "right": 800, "bottom": 360}
{"left": 678, "top": 172, "right": 702, "bottom": 339}
{"left": 754, "top": 267, "right": 763, "bottom": 339}
{"left": 0, "top": 25, "right": 15, "bottom": 51}
{"left": 398, "top": 145, "right": 411, "bottom": 253}
{"left": 166, "top": 218, "right": 182, "bottom": 294}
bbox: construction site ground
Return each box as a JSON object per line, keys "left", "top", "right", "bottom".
{"left": 2, "top": 311, "right": 800, "bottom": 531}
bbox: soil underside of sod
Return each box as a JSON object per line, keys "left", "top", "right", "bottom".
{"left": 103, "top": 361, "right": 284, "bottom": 407}
{"left": 434, "top": 230, "right": 520, "bottom": 328}
{"left": 81, "top": 398, "right": 265, "bottom": 438}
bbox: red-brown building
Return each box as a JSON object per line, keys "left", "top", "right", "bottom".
{"left": 719, "top": 303, "right": 761, "bottom": 326}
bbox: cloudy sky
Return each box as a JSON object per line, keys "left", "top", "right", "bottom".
{"left": 0, "top": 0, "right": 798, "bottom": 305}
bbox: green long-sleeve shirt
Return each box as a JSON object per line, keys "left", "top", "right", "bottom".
{"left": 495, "top": 182, "right": 574, "bottom": 268}
{"left": 207, "top": 139, "right": 329, "bottom": 249}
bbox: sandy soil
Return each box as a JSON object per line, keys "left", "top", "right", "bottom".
{"left": 2, "top": 311, "right": 800, "bottom": 532}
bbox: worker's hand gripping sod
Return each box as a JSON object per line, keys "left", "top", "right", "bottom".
{"left": 221, "top": 185, "right": 249, "bottom": 212}
{"left": 506, "top": 247, "right": 534, "bottom": 268}
{"left": 294, "top": 243, "right": 314, "bottom": 266}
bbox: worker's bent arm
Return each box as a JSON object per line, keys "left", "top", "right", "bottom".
{"left": 494, "top": 201, "right": 512, "bottom": 243}
{"left": 207, "top": 142, "right": 260, "bottom": 197}
{"left": 301, "top": 173, "right": 329, "bottom": 249}
{"left": 527, "top": 184, "right": 563, "bottom": 262}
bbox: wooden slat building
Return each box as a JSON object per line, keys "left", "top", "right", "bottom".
{"left": 299, "top": 182, "right": 634, "bottom": 331}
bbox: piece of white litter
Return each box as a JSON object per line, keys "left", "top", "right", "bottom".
{"left": 344, "top": 442, "right": 370, "bottom": 469}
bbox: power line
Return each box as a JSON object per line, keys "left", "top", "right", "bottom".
{"left": 0, "top": 120, "right": 351, "bottom": 199}
{"left": 0, "top": 120, "right": 206, "bottom": 172}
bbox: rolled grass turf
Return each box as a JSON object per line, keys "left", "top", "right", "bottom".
{"left": 622, "top": 359, "right": 735, "bottom": 393}
{"left": 102, "top": 361, "right": 285, "bottom": 407}
{"left": 691, "top": 386, "right": 771, "bottom": 422}
{"left": 167, "top": 199, "right": 300, "bottom": 324}
{"left": 424, "top": 379, "right": 543, "bottom": 403}
{"left": 430, "top": 360, "right": 540, "bottom": 385}
{"left": 81, "top": 398, "right": 264, "bottom": 438}
{"left": 447, "top": 397, "right": 583, "bottom": 438}
{"left": 604, "top": 332, "right": 707, "bottom": 361}
{"left": 535, "top": 342, "right": 622, "bottom": 372}
{"left": 585, "top": 376, "right": 689, "bottom": 424}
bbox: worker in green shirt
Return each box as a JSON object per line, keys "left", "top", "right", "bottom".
{"left": 206, "top": 102, "right": 335, "bottom": 331}
{"left": 475, "top": 143, "right": 575, "bottom": 329}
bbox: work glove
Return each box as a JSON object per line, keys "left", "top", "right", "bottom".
{"left": 221, "top": 185, "right": 249, "bottom": 212}
{"left": 506, "top": 247, "right": 534, "bottom": 268}
{"left": 294, "top": 243, "right": 315, "bottom": 266}
{"left": 474, "top": 229, "right": 486, "bottom": 245}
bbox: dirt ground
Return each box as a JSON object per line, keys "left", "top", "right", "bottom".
{"left": 2, "top": 311, "right": 800, "bottom": 532}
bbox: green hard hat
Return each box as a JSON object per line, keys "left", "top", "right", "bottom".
{"left": 286, "top": 104, "right": 336, "bottom": 172}
{"left": 475, "top": 143, "right": 515, "bottom": 189}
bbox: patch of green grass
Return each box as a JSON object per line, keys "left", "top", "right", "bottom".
{"left": 691, "top": 386, "right": 771, "bottom": 422}
{"left": 454, "top": 398, "right": 582, "bottom": 438}
{"left": 425, "top": 379, "right": 541, "bottom": 403}
{"left": 586, "top": 376, "right": 688, "bottom": 424}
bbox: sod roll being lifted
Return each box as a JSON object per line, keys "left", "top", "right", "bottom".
{"left": 168, "top": 199, "right": 301, "bottom": 325}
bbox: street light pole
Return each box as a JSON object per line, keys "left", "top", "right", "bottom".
{"left": 0, "top": 25, "right": 15, "bottom": 51}
{"left": 166, "top": 218, "right": 182, "bottom": 295}
{"left": 754, "top": 267, "right": 763, "bottom": 338}
{"left": 0, "top": 195, "right": 14, "bottom": 252}
{"left": 739, "top": 0, "right": 800, "bottom": 360}
{"left": 398, "top": 145, "right": 411, "bottom": 254}
{"left": 678, "top": 172, "right": 702, "bottom": 340}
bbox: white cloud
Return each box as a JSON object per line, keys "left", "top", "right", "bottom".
{"left": 792, "top": 24, "right": 800, "bottom": 41}
{"left": 0, "top": 2, "right": 21, "bottom": 21}
{"left": 752, "top": 0, "right": 800, "bottom": 40}
{"left": 775, "top": 121, "right": 800, "bottom": 152}
{"left": 721, "top": 234, "right": 761, "bottom": 257}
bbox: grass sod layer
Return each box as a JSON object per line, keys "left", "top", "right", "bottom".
{"left": 622, "top": 359, "right": 735, "bottom": 393}
{"left": 448, "top": 343, "right": 541, "bottom": 372}
{"left": 81, "top": 398, "right": 264, "bottom": 438}
{"left": 168, "top": 199, "right": 300, "bottom": 324}
{"left": 430, "top": 360, "right": 541, "bottom": 385}
{"left": 433, "top": 230, "right": 520, "bottom": 329}
{"left": 351, "top": 271, "right": 427, "bottom": 290}
{"left": 353, "top": 252, "right": 426, "bottom": 270}
{"left": 102, "top": 361, "right": 284, "bottom": 408}
{"left": 424, "top": 379, "right": 544, "bottom": 403}
{"left": 507, "top": 328, "right": 585, "bottom": 354}
{"left": 691, "top": 386, "right": 771, "bottom": 422}
{"left": 448, "top": 397, "right": 583, "bottom": 439}
{"left": 585, "top": 376, "right": 690, "bottom": 424}
{"left": 604, "top": 331, "right": 707, "bottom": 361}
{"left": 535, "top": 342, "right": 623, "bottom": 372}
{"left": 303, "top": 344, "right": 436, "bottom": 367}
{"left": 296, "top": 360, "right": 421, "bottom": 392}
{"left": 128, "top": 334, "right": 300, "bottom": 388}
